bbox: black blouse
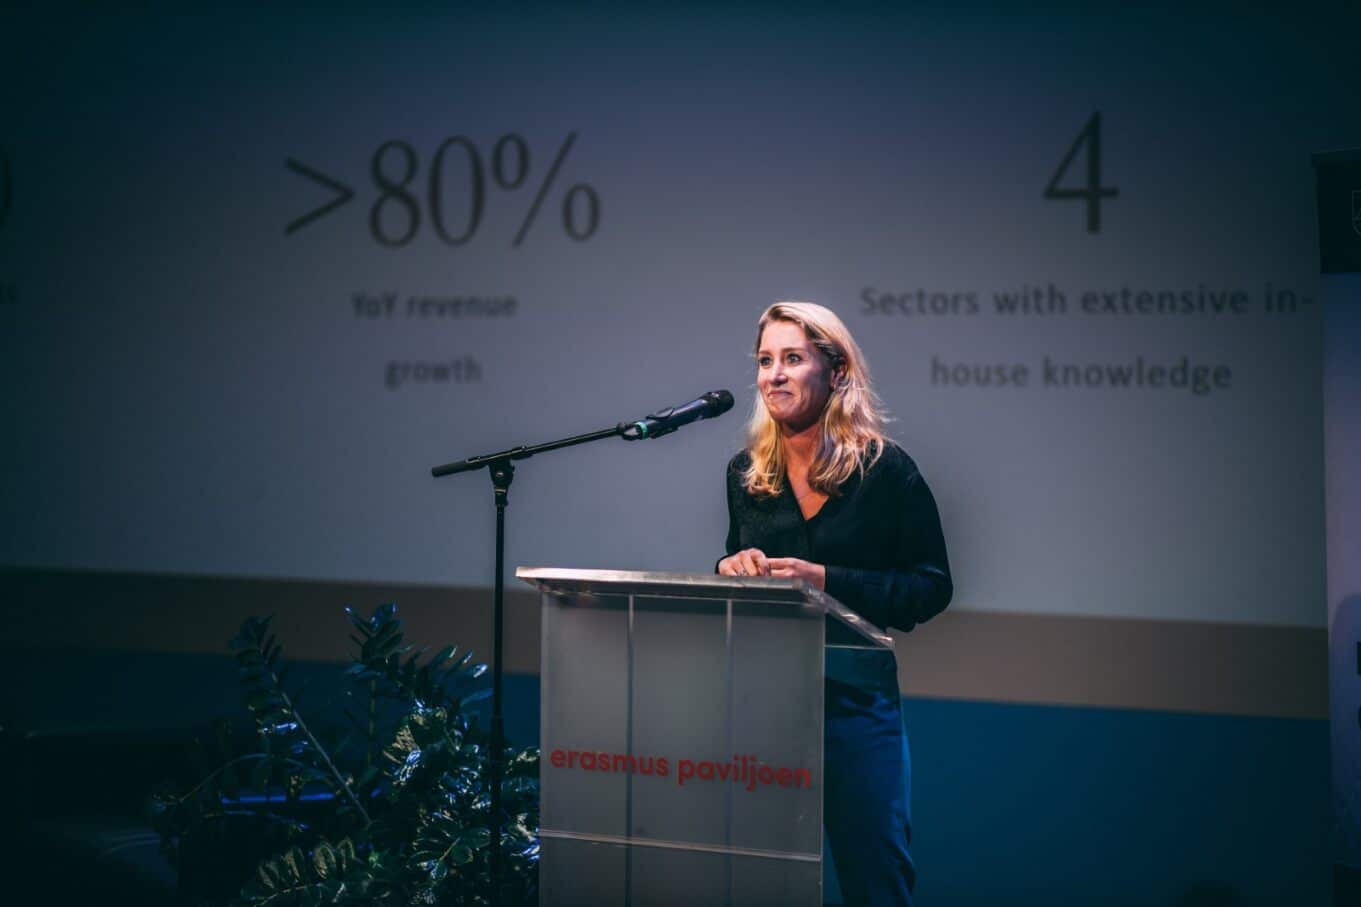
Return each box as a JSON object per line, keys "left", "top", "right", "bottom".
{"left": 722, "top": 442, "right": 953, "bottom": 632}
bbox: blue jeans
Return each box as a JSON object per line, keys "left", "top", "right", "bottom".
{"left": 824, "top": 648, "right": 915, "bottom": 906}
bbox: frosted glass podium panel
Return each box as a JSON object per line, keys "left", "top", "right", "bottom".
{"left": 517, "top": 568, "right": 893, "bottom": 907}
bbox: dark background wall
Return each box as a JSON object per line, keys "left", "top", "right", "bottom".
{"left": 1, "top": 4, "right": 1355, "bottom": 904}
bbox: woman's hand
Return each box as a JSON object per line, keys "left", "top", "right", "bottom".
{"left": 768, "top": 557, "right": 826, "bottom": 590}
{"left": 718, "top": 548, "right": 770, "bottom": 577}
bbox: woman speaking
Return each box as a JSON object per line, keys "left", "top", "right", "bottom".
{"left": 717, "top": 301, "right": 953, "bottom": 906}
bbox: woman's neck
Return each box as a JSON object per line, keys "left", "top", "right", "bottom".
{"left": 780, "top": 422, "right": 820, "bottom": 470}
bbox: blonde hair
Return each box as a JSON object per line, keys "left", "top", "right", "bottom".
{"left": 743, "top": 301, "right": 887, "bottom": 498}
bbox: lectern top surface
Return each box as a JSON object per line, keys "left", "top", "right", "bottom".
{"left": 516, "top": 567, "right": 893, "bottom": 649}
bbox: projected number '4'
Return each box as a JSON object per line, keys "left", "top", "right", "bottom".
{"left": 1045, "top": 113, "right": 1119, "bottom": 233}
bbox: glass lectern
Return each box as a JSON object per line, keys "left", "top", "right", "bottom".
{"left": 517, "top": 568, "right": 894, "bottom": 907}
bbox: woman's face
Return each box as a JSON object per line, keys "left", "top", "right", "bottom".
{"left": 757, "top": 320, "right": 836, "bottom": 432}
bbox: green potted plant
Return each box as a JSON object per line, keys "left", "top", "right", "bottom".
{"left": 149, "top": 604, "right": 539, "bottom": 905}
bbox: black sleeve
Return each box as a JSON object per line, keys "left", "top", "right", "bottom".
{"left": 823, "top": 466, "right": 953, "bottom": 632}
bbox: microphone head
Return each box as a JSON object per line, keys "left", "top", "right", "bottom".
{"left": 705, "top": 389, "right": 735, "bottom": 417}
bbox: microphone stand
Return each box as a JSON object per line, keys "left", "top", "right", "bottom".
{"left": 430, "top": 422, "right": 632, "bottom": 907}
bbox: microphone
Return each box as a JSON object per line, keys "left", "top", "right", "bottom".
{"left": 620, "top": 389, "right": 734, "bottom": 440}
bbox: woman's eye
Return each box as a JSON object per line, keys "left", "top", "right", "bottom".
{"left": 786, "top": 354, "right": 802, "bottom": 364}
{"left": 758, "top": 356, "right": 772, "bottom": 367}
